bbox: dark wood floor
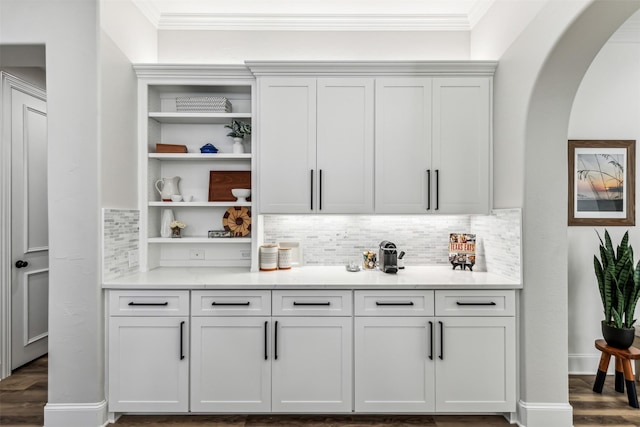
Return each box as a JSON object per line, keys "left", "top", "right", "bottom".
{"left": 2, "top": 356, "right": 640, "bottom": 426}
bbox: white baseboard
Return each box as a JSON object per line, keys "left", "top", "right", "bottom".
{"left": 44, "top": 400, "right": 108, "bottom": 427}
{"left": 568, "top": 353, "right": 635, "bottom": 375}
{"left": 517, "top": 400, "right": 573, "bottom": 427}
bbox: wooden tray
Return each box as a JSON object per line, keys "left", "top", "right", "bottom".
{"left": 208, "top": 171, "right": 251, "bottom": 202}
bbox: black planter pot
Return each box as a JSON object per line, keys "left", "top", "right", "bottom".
{"left": 602, "top": 320, "right": 635, "bottom": 349}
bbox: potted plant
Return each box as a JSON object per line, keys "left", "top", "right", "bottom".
{"left": 594, "top": 230, "right": 640, "bottom": 348}
{"left": 225, "top": 120, "right": 251, "bottom": 154}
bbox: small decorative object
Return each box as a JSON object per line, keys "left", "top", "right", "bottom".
{"left": 176, "top": 96, "right": 231, "bottom": 112}
{"left": 156, "top": 143, "right": 187, "bottom": 153}
{"left": 222, "top": 206, "right": 251, "bottom": 237}
{"left": 155, "top": 176, "right": 181, "bottom": 201}
{"left": 200, "top": 143, "right": 218, "bottom": 154}
{"left": 231, "top": 188, "right": 251, "bottom": 203}
{"left": 160, "top": 209, "right": 175, "bottom": 238}
{"left": 170, "top": 220, "right": 185, "bottom": 238}
{"left": 260, "top": 244, "right": 278, "bottom": 271}
{"left": 363, "top": 250, "right": 377, "bottom": 269}
{"left": 346, "top": 260, "right": 361, "bottom": 272}
{"left": 448, "top": 233, "right": 476, "bottom": 271}
{"left": 170, "top": 194, "right": 183, "bottom": 202}
{"left": 225, "top": 120, "right": 251, "bottom": 154}
{"left": 208, "top": 230, "right": 233, "bottom": 238}
{"left": 278, "top": 247, "right": 292, "bottom": 270}
{"left": 594, "top": 229, "right": 640, "bottom": 349}
{"left": 568, "top": 140, "right": 635, "bottom": 226}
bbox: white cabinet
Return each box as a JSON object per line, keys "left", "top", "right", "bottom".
{"left": 107, "top": 291, "right": 189, "bottom": 413}
{"left": 375, "top": 78, "right": 491, "bottom": 214}
{"left": 354, "top": 290, "right": 515, "bottom": 413}
{"left": 134, "top": 65, "right": 256, "bottom": 270}
{"left": 190, "top": 290, "right": 271, "bottom": 413}
{"left": 258, "top": 77, "right": 374, "bottom": 214}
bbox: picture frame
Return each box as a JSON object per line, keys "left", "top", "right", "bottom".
{"left": 568, "top": 140, "right": 635, "bottom": 226}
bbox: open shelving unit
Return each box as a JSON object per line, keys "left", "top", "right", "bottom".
{"left": 134, "top": 65, "right": 258, "bottom": 271}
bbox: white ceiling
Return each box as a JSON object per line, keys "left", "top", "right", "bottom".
{"left": 131, "top": 0, "right": 496, "bottom": 31}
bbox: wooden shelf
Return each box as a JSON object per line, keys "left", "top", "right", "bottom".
{"left": 149, "top": 112, "right": 252, "bottom": 124}
{"left": 148, "top": 153, "right": 251, "bottom": 160}
{"left": 148, "top": 237, "right": 251, "bottom": 244}
{"left": 148, "top": 201, "right": 252, "bottom": 207}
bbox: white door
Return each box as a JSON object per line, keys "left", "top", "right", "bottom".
{"left": 375, "top": 78, "right": 432, "bottom": 213}
{"left": 10, "top": 82, "right": 48, "bottom": 370}
{"left": 435, "top": 316, "right": 516, "bottom": 412}
{"left": 432, "top": 78, "right": 491, "bottom": 214}
{"left": 191, "top": 317, "right": 271, "bottom": 412}
{"left": 258, "top": 78, "right": 317, "bottom": 213}
{"left": 316, "top": 78, "right": 374, "bottom": 213}
{"left": 108, "top": 316, "right": 189, "bottom": 412}
{"left": 354, "top": 316, "right": 435, "bottom": 412}
{"left": 271, "top": 316, "right": 352, "bottom": 412}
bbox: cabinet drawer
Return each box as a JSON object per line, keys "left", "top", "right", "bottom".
{"left": 435, "top": 290, "right": 515, "bottom": 316}
{"left": 191, "top": 290, "right": 271, "bottom": 316}
{"left": 354, "top": 291, "right": 434, "bottom": 316}
{"left": 273, "top": 290, "right": 352, "bottom": 316}
{"left": 109, "top": 290, "right": 189, "bottom": 316}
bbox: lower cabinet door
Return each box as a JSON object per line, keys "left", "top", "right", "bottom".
{"left": 108, "top": 316, "right": 189, "bottom": 412}
{"left": 355, "top": 317, "right": 435, "bottom": 412}
{"left": 435, "top": 316, "right": 516, "bottom": 412}
{"left": 190, "top": 317, "right": 271, "bottom": 412}
{"left": 271, "top": 316, "right": 352, "bottom": 412}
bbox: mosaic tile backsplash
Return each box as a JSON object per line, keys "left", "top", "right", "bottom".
{"left": 263, "top": 209, "right": 521, "bottom": 281}
{"left": 103, "top": 209, "right": 139, "bottom": 281}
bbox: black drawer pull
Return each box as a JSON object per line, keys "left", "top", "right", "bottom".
{"left": 264, "top": 321, "right": 268, "bottom": 361}
{"left": 179, "top": 321, "right": 185, "bottom": 360}
{"left": 428, "top": 321, "right": 434, "bottom": 361}
{"left": 439, "top": 321, "right": 444, "bottom": 360}
{"left": 128, "top": 302, "right": 169, "bottom": 306}
{"left": 293, "top": 302, "right": 331, "bottom": 306}
{"left": 456, "top": 301, "right": 497, "bottom": 306}
{"left": 375, "top": 301, "right": 414, "bottom": 306}
{"left": 211, "top": 302, "right": 251, "bottom": 306}
{"left": 274, "top": 321, "right": 279, "bottom": 360}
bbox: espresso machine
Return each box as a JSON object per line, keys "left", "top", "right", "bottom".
{"left": 379, "top": 240, "right": 398, "bottom": 274}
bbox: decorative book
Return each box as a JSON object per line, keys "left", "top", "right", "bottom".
{"left": 449, "top": 233, "right": 476, "bottom": 271}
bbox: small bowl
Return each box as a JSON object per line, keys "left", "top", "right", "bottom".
{"left": 170, "top": 195, "right": 183, "bottom": 202}
{"left": 231, "top": 188, "right": 251, "bottom": 203}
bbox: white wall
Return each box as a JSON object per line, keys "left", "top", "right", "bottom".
{"left": 100, "top": 0, "right": 157, "bottom": 63}
{"left": 158, "top": 30, "right": 470, "bottom": 62}
{"left": 0, "top": 2, "right": 104, "bottom": 425}
{"left": 567, "top": 38, "right": 640, "bottom": 373}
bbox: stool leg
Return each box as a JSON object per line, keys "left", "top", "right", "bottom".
{"left": 622, "top": 359, "right": 639, "bottom": 408}
{"left": 616, "top": 357, "right": 625, "bottom": 393}
{"left": 594, "top": 352, "right": 612, "bottom": 393}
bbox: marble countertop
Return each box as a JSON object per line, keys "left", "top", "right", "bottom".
{"left": 103, "top": 265, "right": 522, "bottom": 290}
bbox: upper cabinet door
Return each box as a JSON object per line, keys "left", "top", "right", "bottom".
{"left": 259, "top": 78, "right": 317, "bottom": 213}
{"left": 432, "top": 78, "right": 491, "bottom": 215}
{"left": 375, "top": 78, "right": 432, "bottom": 214}
{"left": 317, "top": 78, "right": 374, "bottom": 214}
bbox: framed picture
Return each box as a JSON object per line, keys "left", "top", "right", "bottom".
{"left": 568, "top": 140, "right": 635, "bottom": 226}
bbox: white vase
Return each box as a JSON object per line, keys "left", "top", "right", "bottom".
{"left": 232, "top": 137, "right": 244, "bottom": 154}
{"left": 160, "top": 209, "right": 175, "bottom": 238}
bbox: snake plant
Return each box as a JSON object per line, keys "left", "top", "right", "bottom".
{"left": 594, "top": 230, "right": 640, "bottom": 329}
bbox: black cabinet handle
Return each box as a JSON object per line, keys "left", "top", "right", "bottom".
{"left": 264, "top": 321, "right": 268, "bottom": 360}
{"left": 310, "top": 169, "right": 314, "bottom": 211}
{"left": 426, "top": 169, "right": 431, "bottom": 210}
{"left": 274, "top": 321, "right": 279, "bottom": 360}
{"left": 435, "top": 169, "right": 439, "bottom": 211}
{"left": 375, "top": 301, "right": 414, "bottom": 306}
{"left": 438, "top": 321, "right": 444, "bottom": 360}
{"left": 15, "top": 260, "right": 29, "bottom": 268}
{"left": 319, "top": 169, "right": 323, "bottom": 211}
{"left": 293, "top": 301, "right": 331, "bottom": 306}
{"left": 428, "top": 321, "right": 434, "bottom": 360}
{"left": 128, "top": 302, "right": 169, "bottom": 306}
{"left": 180, "top": 321, "right": 185, "bottom": 360}
{"left": 456, "top": 301, "right": 497, "bottom": 306}
{"left": 211, "top": 302, "right": 250, "bottom": 306}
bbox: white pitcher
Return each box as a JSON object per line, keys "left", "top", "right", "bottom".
{"left": 155, "top": 176, "right": 181, "bottom": 201}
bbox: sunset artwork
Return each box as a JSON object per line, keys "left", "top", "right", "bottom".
{"left": 575, "top": 150, "right": 625, "bottom": 213}
{"left": 568, "top": 140, "right": 635, "bottom": 226}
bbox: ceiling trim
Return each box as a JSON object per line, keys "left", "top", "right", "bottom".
{"left": 132, "top": 0, "right": 162, "bottom": 27}
{"left": 155, "top": 13, "right": 473, "bottom": 31}
{"left": 467, "top": 1, "right": 495, "bottom": 28}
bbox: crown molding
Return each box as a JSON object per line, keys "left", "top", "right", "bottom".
{"left": 133, "top": 64, "right": 255, "bottom": 80}
{"left": 467, "top": 0, "right": 495, "bottom": 28}
{"left": 156, "top": 12, "right": 472, "bottom": 31}
{"left": 131, "top": 0, "right": 161, "bottom": 27}
{"left": 245, "top": 61, "right": 498, "bottom": 76}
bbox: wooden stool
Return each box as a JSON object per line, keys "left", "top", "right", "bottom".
{"left": 593, "top": 339, "right": 640, "bottom": 408}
